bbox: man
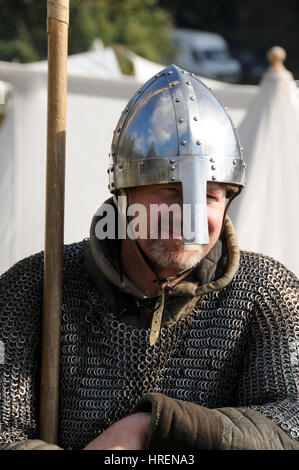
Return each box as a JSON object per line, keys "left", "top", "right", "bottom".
{"left": 0, "top": 65, "right": 298, "bottom": 450}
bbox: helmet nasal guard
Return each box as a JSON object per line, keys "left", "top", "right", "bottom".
{"left": 108, "top": 64, "right": 245, "bottom": 246}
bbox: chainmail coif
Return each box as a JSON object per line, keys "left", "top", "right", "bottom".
{"left": 0, "top": 241, "right": 298, "bottom": 449}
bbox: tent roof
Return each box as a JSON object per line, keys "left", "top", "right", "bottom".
{"left": 28, "top": 42, "right": 122, "bottom": 78}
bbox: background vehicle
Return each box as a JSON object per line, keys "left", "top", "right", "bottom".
{"left": 172, "top": 28, "right": 241, "bottom": 82}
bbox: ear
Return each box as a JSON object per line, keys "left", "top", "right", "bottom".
{"left": 219, "top": 197, "right": 234, "bottom": 237}
{"left": 224, "top": 198, "right": 233, "bottom": 219}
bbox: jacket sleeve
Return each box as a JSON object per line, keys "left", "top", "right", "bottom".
{"left": 135, "top": 393, "right": 299, "bottom": 450}
{"left": 0, "top": 440, "right": 62, "bottom": 450}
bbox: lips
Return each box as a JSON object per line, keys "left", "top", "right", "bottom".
{"left": 160, "top": 230, "right": 182, "bottom": 240}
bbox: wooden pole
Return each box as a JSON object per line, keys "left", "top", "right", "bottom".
{"left": 40, "top": 0, "right": 69, "bottom": 444}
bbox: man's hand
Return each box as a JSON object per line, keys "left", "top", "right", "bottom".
{"left": 83, "top": 412, "right": 152, "bottom": 450}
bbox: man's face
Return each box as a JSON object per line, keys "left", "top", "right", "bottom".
{"left": 127, "top": 182, "right": 227, "bottom": 274}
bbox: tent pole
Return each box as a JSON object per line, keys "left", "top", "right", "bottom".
{"left": 40, "top": 0, "right": 69, "bottom": 445}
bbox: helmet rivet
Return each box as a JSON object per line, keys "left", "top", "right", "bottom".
{"left": 170, "top": 165, "right": 176, "bottom": 170}
{"left": 155, "top": 74, "right": 160, "bottom": 78}
{"left": 125, "top": 107, "right": 129, "bottom": 113}
{"left": 171, "top": 176, "right": 176, "bottom": 181}
{"left": 190, "top": 95, "right": 195, "bottom": 101}
{"left": 224, "top": 106, "right": 228, "bottom": 110}
{"left": 241, "top": 146, "right": 244, "bottom": 151}
{"left": 178, "top": 117, "right": 184, "bottom": 123}
{"left": 110, "top": 166, "right": 114, "bottom": 172}
{"left": 170, "top": 82, "right": 177, "bottom": 87}
{"left": 211, "top": 165, "right": 216, "bottom": 170}
{"left": 175, "top": 98, "right": 180, "bottom": 103}
{"left": 107, "top": 168, "right": 109, "bottom": 174}
{"left": 233, "top": 159, "right": 237, "bottom": 165}
{"left": 212, "top": 175, "right": 217, "bottom": 180}
{"left": 210, "top": 157, "right": 215, "bottom": 162}
{"left": 196, "top": 140, "right": 202, "bottom": 145}
{"left": 170, "top": 159, "right": 175, "bottom": 163}
{"left": 181, "top": 140, "right": 187, "bottom": 145}
{"left": 186, "top": 81, "right": 191, "bottom": 85}
{"left": 118, "top": 164, "right": 123, "bottom": 170}
{"left": 140, "top": 161, "right": 144, "bottom": 166}
{"left": 243, "top": 162, "right": 246, "bottom": 168}
{"left": 117, "top": 128, "right": 121, "bottom": 133}
{"left": 167, "top": 71, "right": 173, "bottom": 75}
{"left": 193, "top": 116, "right": 199, "bottom": 121}
{"left": 110, "top": 182, "right": 114, "bottom": 187}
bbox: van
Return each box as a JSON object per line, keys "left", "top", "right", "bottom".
{"left": 172, "top": 28, "right": 241, "bottom": 82}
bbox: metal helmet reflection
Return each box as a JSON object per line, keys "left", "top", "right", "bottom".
{"left": 108, "top": 64, "right": 245, "bottom": 245}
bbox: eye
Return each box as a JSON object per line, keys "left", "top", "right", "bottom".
{"left": 160, "top": 187, "right": 181, "bottom": 195}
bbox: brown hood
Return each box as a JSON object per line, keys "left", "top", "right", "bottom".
{"left": 83, "top": 200, "right": 240, "bottom": 328}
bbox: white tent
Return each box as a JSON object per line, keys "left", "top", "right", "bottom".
{"left": 230, "top": 66, "right": 299, "bottom": 276}
{"left": 0, "top": 48, "right": 257, "bottom": 274}
{"left": 28, "top": 39, "right": 122, "bottom": 78}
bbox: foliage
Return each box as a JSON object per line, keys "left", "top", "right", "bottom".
{"left": 158, "top": 0, "right": 299, "bottom": 79}
{"left": 0, "top": 0, "right": 174, "bottom": 68}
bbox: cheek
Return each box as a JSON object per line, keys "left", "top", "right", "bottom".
{"left": 207, "top": 205, "right": 225, "bottom": 243}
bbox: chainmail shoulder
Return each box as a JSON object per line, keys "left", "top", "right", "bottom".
{"left": 0, "top": 243, "right": 298, "bottom": 449}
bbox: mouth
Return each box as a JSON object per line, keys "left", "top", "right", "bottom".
{"left": 159, "top": 228, "right": 182, "bottom": 240}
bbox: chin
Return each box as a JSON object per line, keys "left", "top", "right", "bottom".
{"left": 147, "top": 239, "right": 205, "bottom": 271}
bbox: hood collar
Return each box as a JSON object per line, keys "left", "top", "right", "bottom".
{"left": 87, "top": 199, "right": 240, "bottom": 300}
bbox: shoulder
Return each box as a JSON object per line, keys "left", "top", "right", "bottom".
{"left": 237, "top": 250, "right": 298, "bottom": 287}
{"left": 0, "top": 240, "right": 91, "bottom": 335}
{"left": 231, "top": 250, "right": 298, "bottom": 316}
{"left": 1, "top": 240, "right": 89, "bottom": 276}
{"left": 0, "top": 252, "right": 44, "bottom": 313}
{"left": 0, "top": 240, "right": 90, "bottom": 299}
{"left": 62, "top": 239, "right": 90, "bottom": 275}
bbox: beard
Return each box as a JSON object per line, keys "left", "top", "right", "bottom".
{"left": 146, "top": 238, "right": 205, "bottom": 272}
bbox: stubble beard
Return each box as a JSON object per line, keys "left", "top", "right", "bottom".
{"left": 146, "top": 238, "right": 205, "bottom": 272}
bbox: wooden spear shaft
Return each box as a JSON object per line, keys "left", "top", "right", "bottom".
{"left": 40, "top": 0, "right": 69, "bottom": 444}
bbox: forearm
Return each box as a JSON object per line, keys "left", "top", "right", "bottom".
{"left": 135, "top": 393, "right": 299, "bottom": 450}
{"left": 0, "top": 439, "right": 63, "bottom": 450}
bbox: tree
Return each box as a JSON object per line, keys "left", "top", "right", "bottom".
{"left": 0, "top": 0, "right": 174, "bottom": 69}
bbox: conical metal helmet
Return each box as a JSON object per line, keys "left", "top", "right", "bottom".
{"left": 108, "top": 64, "right": 245, "bottom": 246}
